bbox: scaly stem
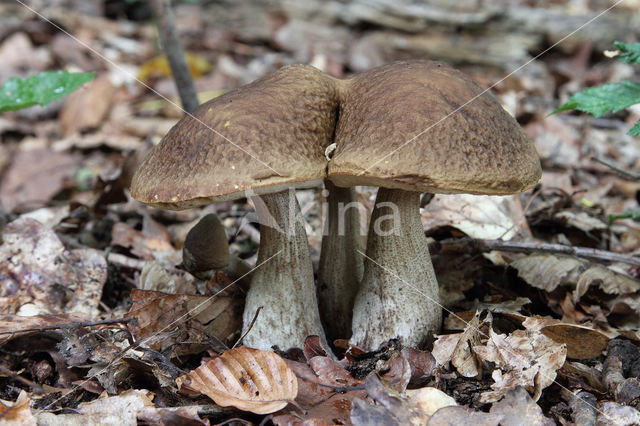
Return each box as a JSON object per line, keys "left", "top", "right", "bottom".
{"left": 317, "top": 180, "right": 363, "bottom": 341}
{"left": 242, "top": 190, "right": 328, "bottom": 350}
{"left": 351, "top": 188, "right": 441, "bottom": 350}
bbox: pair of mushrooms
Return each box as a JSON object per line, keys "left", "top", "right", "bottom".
{"left": 130, "top": 60, "right": 541, "bottom": 351}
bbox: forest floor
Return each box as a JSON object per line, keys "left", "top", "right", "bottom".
{"left": 1, "top": 0, "right": 640, "bottom": 424}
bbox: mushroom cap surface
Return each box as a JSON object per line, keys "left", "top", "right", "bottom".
{"left": 130, "top": 64, "right": 339, "bottom": 209}
{"left": 328, "top": 60, "right": 541, "bottom": 195}
{"left": 182, "top": 213, "right": 230, "bottom": 272}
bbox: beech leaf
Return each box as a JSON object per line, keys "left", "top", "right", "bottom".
{"left": 176, "top": 347, "right": 298, "bottom": 414}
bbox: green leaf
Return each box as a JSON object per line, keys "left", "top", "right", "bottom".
{"left": 0, "top": 71, "right": 95, "bottom": 112}
{"left": 552, "top": 81, "right": 640, "bottom": 117}
{"left": 629, "top": 119, "right": 640, "bottom": 137}
{"left": 614, "top": 41, "right": 640, "bottom": 64}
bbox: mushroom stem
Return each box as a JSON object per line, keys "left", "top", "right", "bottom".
{"left": 318, "top": 180, "right": 363, "bottom": 341}
{"left": 350, "top": 188, "right": 441, "bottom": 350}
{"left": 242, "top": 189, "right": 328, "bottom": 351}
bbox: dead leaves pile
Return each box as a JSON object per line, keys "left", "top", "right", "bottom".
{"left": 433, "top": 312, "right": 567, "bottom": 404}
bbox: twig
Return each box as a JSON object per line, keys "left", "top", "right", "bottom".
{"left": 591, "top": 156, "right": 640, "bottom": 181}
{"left": 432, "top": 238, "right": 640, "bottom": 267}
{"left": 0, "top": 364, "right": 44, "bottom": 394}
{"left": 150, "top": 0, "right": 199, "bottom": 113}
{"left": 0, "top": 317, "right": 134, "bottom": 335}
{"left": 106, "top": 252, "right": 147, "bottom": 270}
{"left": 232, "top": 306, "right": 262, "bottom": 349}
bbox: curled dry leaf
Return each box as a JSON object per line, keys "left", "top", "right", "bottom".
{"left": 511, "top": 253, "right": 640, "bottom": 299}
{"left": 176, "top": 347, "right": 298, "bottom": 414}
{"left": 432, "top": 313, "right": 484, "bottom": 377}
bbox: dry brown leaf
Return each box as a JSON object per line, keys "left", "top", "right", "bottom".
{"left": 540, "top": 323, "right": 610, "bottom": 359}
{"left": 176, "top": 347, "right": 298, "bottom": 414}
{"left": 402, "top": 347, "right": 437, "bottom": 385}
{"left": 125, "top": 289, "right": 242, "bottom": 354}
{"left": 59, "top": 74, "right": 115, "bottom": 136}
{"left": 574, "top": 265, "right": 640, "bottom": 300}
{"left": 36, "top": 389, "right": 155, "bottom": 426}
{"left": 0, "top": 391, "right": 36, "bottom": 426}
{"left": 276, "top": 357, "right": 365, "bottom": 425}
{"left": 380, "top": 352, "right": 411, "bottom": 392}
{"left": 421, "top": 194, "right": 529, "bottom": 240}
{"left": 0, "top": 149, "right": 81, "bottom": 212}
{"left": 511, "top": 254, "right": 583, "bottom": 292}
{"left": 111, "top": 222, "right": 174, "bottom": 260}
{"left": 432, "top": 313, "right": 485, "bottom": 377}
{"left": 511, "top": 253, "right": 640, "bottom": 302}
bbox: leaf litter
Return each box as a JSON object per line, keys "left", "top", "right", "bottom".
{"left": 1, "top": 0, "right": 640, "bottom": 424}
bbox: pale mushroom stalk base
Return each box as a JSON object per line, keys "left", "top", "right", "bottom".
{"left": 318, "top": 180, "right": 364, "bottom": 341}
{"left": 350, "top": 188, "right": 441, "bottom": 350}
{"left": 242, "top": 189, "right": 328, "bottom": 351}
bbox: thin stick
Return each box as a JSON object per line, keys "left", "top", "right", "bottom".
{"left": 150, "top": 0, "right": 199, "bottom": 113}
{"left": 0, "top": 317, "right": 134, "bottom": 335}
{"left": 232, "top": 307, "right": 262, "bottom": 349}
{"left": 432, "top": 238, "right": 640, "bottom": 267}
{"left": 0, "top": 364, "right": 44, "bottom": 394}
{"left": 591, "top": 156, "right": 640, "bottom": 181}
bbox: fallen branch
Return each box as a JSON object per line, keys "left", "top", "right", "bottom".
{"left": 431, "top": 237, "right": 640, "bottom": 267}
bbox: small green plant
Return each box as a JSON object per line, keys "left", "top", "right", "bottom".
{"left": 552, "top": 41, "right": 640, "bottom": 137}
{"left": 0, "top": 70, "right": 95, "bottom": 112}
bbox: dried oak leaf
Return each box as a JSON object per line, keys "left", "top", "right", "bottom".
{"left": 176, "top": 347, "right": 298, "bottom": 414}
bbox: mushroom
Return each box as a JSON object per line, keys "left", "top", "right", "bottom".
{"left": 182, "top": 213, "right": 230, "bottom": 277}
{"left": 131, "top": 64, "right": 340, "bottom": 350}
{"left": 328, "top": 60, "right": 541, "bottom": 349}
{"left": 317, "top": 180, "right": 364, "bottom": 341}
{"left": 181, "top": 213, "right": 253, "bottom": 289}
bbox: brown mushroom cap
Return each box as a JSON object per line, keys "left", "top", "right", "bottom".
{"left": 328, "top": 60, "right": 541, "bottom": 195}
{"left": 182, "top": 213, "right": 230, "bottom": 273}
{"left": 130, "top": 65, "right": 340, "bottom": 209}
